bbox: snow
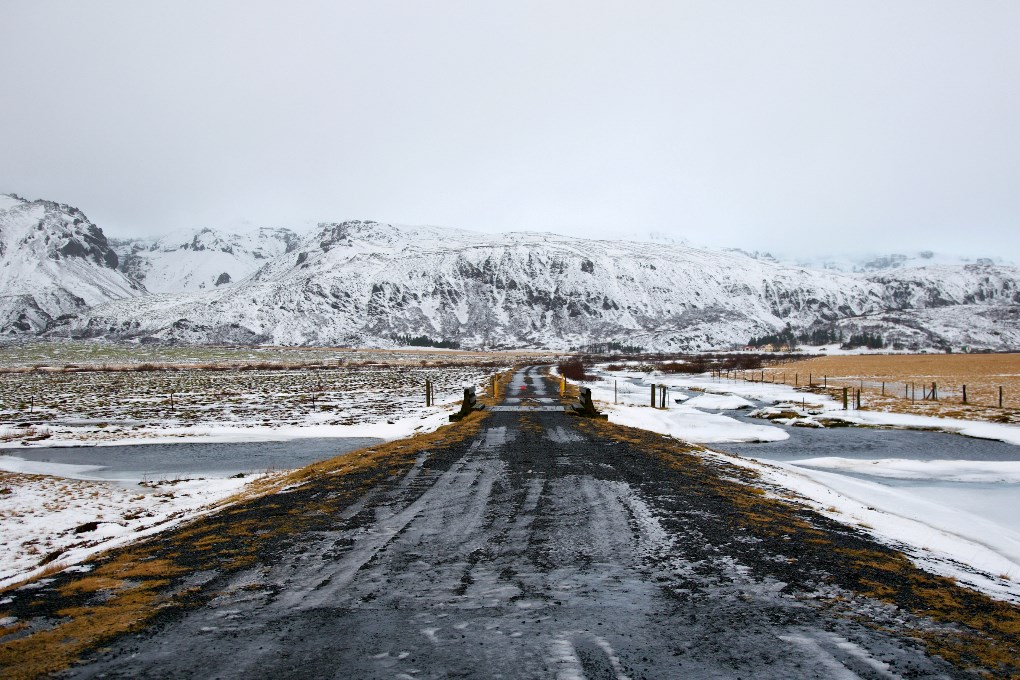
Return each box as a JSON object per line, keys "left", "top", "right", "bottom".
{"left": 0, "top": 371, "right": 492, "bottom": 588}
{"left": 601, "top": 401, "right": 789, "bottom": 444}
{"left": 0, "top": 195, "right": 143, "bottom": 332}
{"left": 0, "top": 470, "right": 256, "bottom": 589}
{"left": 683, "top": 393, "right": 755, "bottom": 410}
{"left": 584, "top": 366, "right": 1020, "bottom": 601}
{"left": 46, "top": 214, "right": 1020, "bottom": 351}
{"left": 113, "top": 226, "right": 300, "bottom": 293}
{"left": 712, "top": 452, "right": 1020, "bottom": 602}
{"left": 790, "top": 457, "right": 1020, "bottom": 483}
{"left": 581, "top": 370, "right": 789, "bottom": 443}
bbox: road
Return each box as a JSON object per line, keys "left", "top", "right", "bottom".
{"left": 3, "top": 367, "right": 1003, "bottom": 678}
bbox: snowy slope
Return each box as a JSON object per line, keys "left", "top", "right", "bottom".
{"left": 0, "top": 194, "right": 144, "bottom": 333}
{"left": 55, "top": 219, "right": 1020, "bottom": 351}
{"left": 112, "top": 227, "right": 300, "bottom": 293}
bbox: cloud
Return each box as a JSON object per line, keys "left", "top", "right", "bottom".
{"left": 1, "top": 1, "right": 1017, "bottom": 261}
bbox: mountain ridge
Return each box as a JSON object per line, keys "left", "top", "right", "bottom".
{"left": 3, "top": 194, "right": 1018, "bottom": 352}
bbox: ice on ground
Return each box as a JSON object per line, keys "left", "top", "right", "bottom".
{"left": 592, "top": 368, "right": 1020, "bottom": 446}
{"left": 683, "top": 393, "right": 755, "bottom": 410}
{"left": 578, "top": 372, "right": 788, "bottom": 444}
{"left": 790, "top": 457, "right": 1020, "bottom": 483}
{"left": 712, "top": 452, "right": 1020, "bottom": 602}
{"left": 598, "top": 402, "right": 788, "bottom": 444}
{"left": 583, "top": 365, "right": 1020, "bottom": 602}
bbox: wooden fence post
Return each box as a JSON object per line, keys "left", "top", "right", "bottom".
{"left": 962, "top": 385, "right": 967, "bottom": 405}
{"left": 842, "top": 387, "right": 848, "bottom": 410}
{"left": 651, "top": 383, "right": 656, "bottom": 407}
{"left": 1001, "top": 386, "right": 1004, "bottom": 408}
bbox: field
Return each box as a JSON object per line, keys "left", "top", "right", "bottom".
{"left": 0, "top": 342, "right": 536, "bottom": 444}
{"left": 765, "top": 353, "right": 1020, "bottom": 424}
{"left": 0, "top": 342, "right": 524, "bottom": 586}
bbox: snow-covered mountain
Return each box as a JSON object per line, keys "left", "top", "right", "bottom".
{"left": 2, "top": 192, "right": 1017, "bottom": 351}
{"left": 0, "top": 194, "right": 143, "bottom": 333}
{"left": 51, "top": 219, "right": 1020, "bottom": 352}
{"left": 111, "top": 227, "right": 300, "bottom": 293}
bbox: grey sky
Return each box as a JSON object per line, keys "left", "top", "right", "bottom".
{"left": 2, "top": 1, "right": 1018, "bottom": 260}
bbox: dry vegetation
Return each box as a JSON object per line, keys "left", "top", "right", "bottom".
{"left": 0, "top": 408, "right": 494, "bottom": 679}
{"left": 0, "top": 340, "right": 555, "bottom": 372}
{"left": 586, "top": 418, "right": 1020, "bottom": 677}
{"left": 0, "top": 344, "right": 531, "bottom": 443}
{"left": 760, "top": 353, "right": 1020, "bottom": 424}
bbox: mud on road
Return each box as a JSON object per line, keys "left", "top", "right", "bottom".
{"left": 2, "top": 367, "right": 1019, "bottom": 678}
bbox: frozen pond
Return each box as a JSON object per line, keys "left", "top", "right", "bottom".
{"left": 3, "top": 437, "right": 383, "bottom": 481}
{"left": 720, "top": 419, "right": 1020, "bottom": 462}
{"left": 721, "top": 422, "right": 1020, "bottom": 529}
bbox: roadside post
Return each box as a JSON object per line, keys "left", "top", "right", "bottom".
{"left": 449, "top": 387, "right": 485, "bottom": 421}
{"left": 842, "top": 387, "right": 848, "bottom": 410}
{"left": 425, "top": 379, "right": 432, "bottom": 406}
{"left": 962, "top": 385, "right": 967, "bottom": 405}
{"left": 650, "top": 384, "right": 656, "bottom": 407}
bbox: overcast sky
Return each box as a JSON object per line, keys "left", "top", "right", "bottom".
{"left": 2, "top": 1, "right": 1018, "bottom": 260}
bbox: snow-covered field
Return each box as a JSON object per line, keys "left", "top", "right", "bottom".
{"left": 0, "top": 360, "right": 508, "bottom": 589}
{"left": 0, "top": 363, "right": 503, "bottom": 448}
{"left": 578, "top": 365, "right": 1020, "bottom": 602}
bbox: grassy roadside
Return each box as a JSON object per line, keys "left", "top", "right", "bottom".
{"left": 581, "top": 414, "right": 1020, "bottom": 677}
{"left": 0, "top": 408, "right": 493, "bottom": 679}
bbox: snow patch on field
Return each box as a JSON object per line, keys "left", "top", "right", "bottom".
{"left": 0, "top": 364, "right": 505, "bottom": 588}
{"left": 0, "top": 470, "right": 260, "bottom": 589}
{"left": 710, "top": 451, "right": 1020, "bottom": 602}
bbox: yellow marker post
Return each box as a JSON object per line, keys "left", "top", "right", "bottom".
{"left": 560, "top": 376, "right": 565, "bottom": 397}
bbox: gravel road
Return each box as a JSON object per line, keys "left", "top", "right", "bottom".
{"left": 4, "top": 367, "right": 1010, "bottom": 678}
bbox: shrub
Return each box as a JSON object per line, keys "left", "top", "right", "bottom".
{"left": 558, "top": 358, "right": 594, "bottom": 381}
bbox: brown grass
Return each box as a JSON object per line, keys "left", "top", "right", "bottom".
{"left": 762, "top": 354, "right": 1020, "bottom": 424}
{"left": 0, "top": 409, "right": 492, "bottom": 678}
{"left": 583, "top": 417, "right": 1020, "bottom": 677}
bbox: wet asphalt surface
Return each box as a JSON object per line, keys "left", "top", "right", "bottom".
{"left": 10, "top": 367, "right": 981, "bottom": 678}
